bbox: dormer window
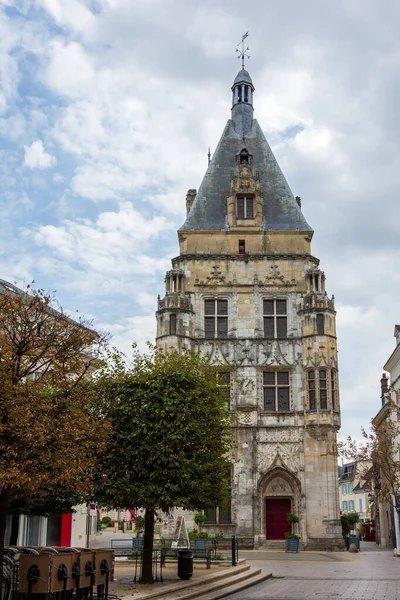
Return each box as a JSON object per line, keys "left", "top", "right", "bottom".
{"left": 239, "top": 149, "right": 249, "bottom": 164}
{"left": 237, "top": 195, "right": 254, "bottom": 219}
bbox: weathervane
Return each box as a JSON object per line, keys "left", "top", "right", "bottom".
{"left": 236, "top": 32, "right": 250, "bottom": 69}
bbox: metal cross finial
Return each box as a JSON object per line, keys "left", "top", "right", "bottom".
{"left": 236, "top": 32, "right": 250, "bottom": 69}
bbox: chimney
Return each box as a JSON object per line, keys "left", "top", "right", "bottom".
{"left": 295, "top": 196, "right": 302, "bottom": 208}
{"left": 186, "top": 189, "right": 197, "bottom": 216}
{"left": 381, "top": 373, "right": 389, "bottom": 405}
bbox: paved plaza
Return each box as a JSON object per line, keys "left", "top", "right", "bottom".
{"left": 93, "top": 534, "right": 400, "bottom": 599}
{"left": 224, "top": 543, "right": 400, "bottom": 600}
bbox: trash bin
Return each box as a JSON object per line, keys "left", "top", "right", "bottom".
{"left": 177, "top": 549, "right": 193, "bottom": 580}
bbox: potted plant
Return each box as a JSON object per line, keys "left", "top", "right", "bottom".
{"left": 285, "top": 513, "right": 300, "bottom": 552}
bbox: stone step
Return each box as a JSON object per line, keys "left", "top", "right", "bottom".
{"left": 186, "top": 570, "right": 271, "bottom": 600}
{"left": 149, "top": 567, "right": 271, "bottom": 600}
{"left": 128, "top": 565, "right": 251, "bottom": 599}
{"left": 257, "top": 540, "right": 285, "bottom": 550}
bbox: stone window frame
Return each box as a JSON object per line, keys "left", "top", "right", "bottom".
{"left": 204, "top": 298, "right": 228, "bottom": 338}
{"left": 258, "top": 293, "right": 291, "bottom": 340}
{"left": 331, "top": 369, "right": 339, "bottom": 411}
{"left": 316, "top": 313, "right": 325, "bottom": 335}
{"left": 262, "top": 369, "right": 291, "bottom": 413}
{"left": 204, "top": 467, "right": 232, "bottom": 524}
{"left": 306, "top": 368, "right": 335, "bottom": 411}
{"left": 236, "top": 194, "right": 254, "bottom": 219}
{"left": 169, "top": 313, "right": 177, "bottom": 335}
{"left": 262, "top": 297, "right": 288, "bottom": 339}
{"left": 198, "top": 293, "right": 234, "bottom": 339}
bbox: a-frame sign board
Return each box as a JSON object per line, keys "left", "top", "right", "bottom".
{"left": 171, "top": 516, "right": 189, "bottom": 548}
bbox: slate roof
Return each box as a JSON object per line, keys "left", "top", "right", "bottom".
{"left": 180, "top": 69, "right": 313, "bottom": 235}
{"left": 233, "top": 68, "right": 253, "bottom": 86}
{"left": 180, "top": 120, "right": 312, "bottom": 233}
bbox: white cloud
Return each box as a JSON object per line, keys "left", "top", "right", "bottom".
{"left": 3, "top": 0, "right": 400, "bottom": 444}
{"left": 23, "top": 140, "right": 57, "bottom": 169}
{"left": 29, "top": 201, "right": 171, "bottom": 282}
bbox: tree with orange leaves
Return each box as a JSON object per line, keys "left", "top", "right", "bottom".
{"left": 0, "top": 281, "right": 109, "bottom": 591}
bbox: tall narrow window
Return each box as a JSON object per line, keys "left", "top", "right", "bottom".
{"left": 263, "top": 299, "right": 287, "bottom": 339}
{"left": 204, "top": 299, "right": 228, "bottom": 338}
{"left": 169, "top": 314, "right": 176, "bottom": 335}
{"left": 263, "top": 371, "right": 290, "bottom": 412}
{"left": 308, "top": 371, "right": 316, "bottom": 410}
{"left": 244, "top": 86, "right": 249, "bottom": 103}
{"left": 317, "top": 313, "right": 325, "bottom": 335}
{"left": 204, "top": 468, "right": 232, "bottom": 523}
{"left": 308, "top": 369, "right": 330, "bottom": 410}
{"left": 331, "top": 370, "right": 337, "bottom": 410}
{"left": 237, "top": 195, "right": 254, "bottom": 219}
{"left": 218, "top": 371, "right": 231, "bottom": 409}
{"left": 319, "top": 369, "right": 327, "bottom": 409}
{"left": 239, "top": 240, "right": 245, "bottom": 255}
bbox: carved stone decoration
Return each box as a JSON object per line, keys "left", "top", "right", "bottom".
{"left": 258, "top": 264, "right": 296, "bottom": 289}
{"left": 237, "top": 409, "right": 257, "bottom": 426}
{"left": 258, "top": 428, "right": 303, "bottom": 444}
{"left": 206, "top": 265, "right": 226, "bottom": 284}
{"left": 205, "top": 342, "right": 230, "bottom": 366}
{"left": 268, "top": 477, "right": 291, "bottom": 495}
{"left": 239, "top": 378, "right": 256, "bottom": 397}
{"left": 258, "top": 443, "right": 302, "bottom": 474}
{"left": 226, "top": 153, "right": 264, "bottom": 228}
{"left": 258, "top": 339, "right": 303, "bottom": 367}
{"left": 236, "top": 340, "right": 257, "bottom": 366}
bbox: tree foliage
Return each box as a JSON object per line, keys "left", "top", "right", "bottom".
{"left": 0, "top": 283, "right": 109, "bottom": 558}
{"left": 94, "top": 346, "right": 234, "bottom": 583}
{"left": 339, "top": 404, "right": 400, "bottom": 512}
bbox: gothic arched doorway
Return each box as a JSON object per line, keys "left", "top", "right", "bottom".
{"left": 258, "top": 466, "right": 301, "bottom": 541}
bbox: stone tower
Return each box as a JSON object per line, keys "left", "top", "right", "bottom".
{"left": 156, "top": 68, "right": 343, "bottom": 549}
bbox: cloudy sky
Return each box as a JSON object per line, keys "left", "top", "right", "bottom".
{"left": 1, "top": 0, "right": 399, "bottom": 441}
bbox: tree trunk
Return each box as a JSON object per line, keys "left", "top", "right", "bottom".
{"left": 9, "top": 513, "right": 19, "bottom": 546}
{"left": 141, "top": 508, "right": 155, "bottom": 584}
{"left": 0, "top": 492, "right": 9, "bottom": 600}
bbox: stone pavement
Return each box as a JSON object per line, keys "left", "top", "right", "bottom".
{"left": 223, "top": 542, "right": 400, "bottom": 600}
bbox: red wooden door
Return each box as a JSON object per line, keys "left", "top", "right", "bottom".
{"left": 265, "top": 498, "right": 291, "bottom": 539}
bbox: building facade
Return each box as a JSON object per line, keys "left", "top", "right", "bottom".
{"left": 339, "top": 462, "right": 371, "bottom": 523}
{"left": 156, "top": 68, "right": 343, "bottom": 549}
{"left": 371, "top": 330, "right": 400, "bottom": 549}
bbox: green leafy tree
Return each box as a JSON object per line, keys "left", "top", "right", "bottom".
{"left": 95, "top": 346, "right": 233, "bottom": 584}
{"left": 0, "top": 282, "right": 109, "bottom": 598}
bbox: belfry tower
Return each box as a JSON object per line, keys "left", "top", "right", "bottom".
{"left": 156, "top": 65, "right": 343, "bottom": 549}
